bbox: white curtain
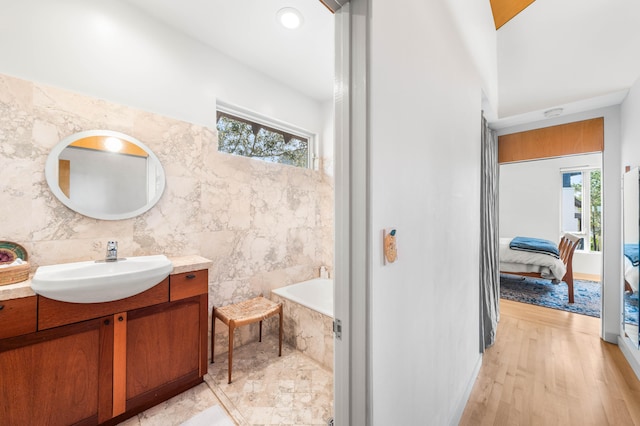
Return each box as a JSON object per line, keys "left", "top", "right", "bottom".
{"left": 480, "top": 115, "right": 500, "bottom": 350}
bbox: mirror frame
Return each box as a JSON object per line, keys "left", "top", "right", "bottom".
{"left": 622, "top": 167, "right": 640, "bottom": 348}
{"left": 45, "top": 130, "right": 166, "bottom": 220}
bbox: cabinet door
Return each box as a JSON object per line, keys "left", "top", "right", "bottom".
{"left": 0, "top": 296, "right": 37, "bottom": 339}
{"left": 124, "top": 296, "right": 204, "bottom": 410}
{"left": 0, "top": 317, "right": 114, "bottom": 426}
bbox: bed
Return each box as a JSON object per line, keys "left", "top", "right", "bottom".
{"left": 499, "top": 233, "right": 581, "bottom": 303}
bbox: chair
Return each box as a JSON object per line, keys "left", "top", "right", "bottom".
{"left": 211, "top": 296, "right": 283, "bottom": 383}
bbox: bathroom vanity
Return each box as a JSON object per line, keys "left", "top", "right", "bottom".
{"left": 0, "top": 256, "right": 211, "bottom": 426}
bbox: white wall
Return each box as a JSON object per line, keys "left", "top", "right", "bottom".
{"left": 0, "top": 0, "right": 331, "bottom": 155}
{"left": 320, "top": 99, "right": 335, "bottom": 176}
{"left": 622, "top": 78, "right": 640, "bottom": 166}
{"left": 444, "top": 0, "right": 499, "bottom": 117}
{"left": 496, "top": 106, "right": 622, "bottom": 343}
{"left": 368, "top": 1, "right": 493, "bottom": 423}
{"left": 500, "top": 153, "right": 603, "bottom": 275}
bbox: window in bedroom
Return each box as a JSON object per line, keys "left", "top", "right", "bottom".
{"left": 215, "top": 106, "right": 312, "bottom": 168}
{"left": 561, "top": 168, "right": 601, "bottom": 251}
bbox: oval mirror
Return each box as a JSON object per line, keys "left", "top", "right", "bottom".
{"left": 45, "top": 130, "right": 166, "bottom": 220}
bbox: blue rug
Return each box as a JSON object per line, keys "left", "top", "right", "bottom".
{"left": 500, "top": 274, "right": 601, "bottom": 315}
{"left": 500, "top": 274, "right": 639, "bottom": 325}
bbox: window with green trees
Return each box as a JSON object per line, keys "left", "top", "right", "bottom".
{"left": 561, "top": 168, "right": 601, "bottom": 251}
{"left": 216, "top": 111, "right": 309, "bottom": 168}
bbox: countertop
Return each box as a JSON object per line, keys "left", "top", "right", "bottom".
{"left": 0, "top": 255, "right": 213, "bottom": 301}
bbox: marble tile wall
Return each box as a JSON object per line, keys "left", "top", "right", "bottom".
{"left": 0, "top": 73, "right": 334, "bottom": 353}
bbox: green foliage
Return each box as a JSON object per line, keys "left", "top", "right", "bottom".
{"left": 217, "top": 116, "right": 308, "bottom": 168}
{"left": 563, "top": 170, "right": 601, "bottom": 252}
{"left": 590, "top": 169, "right": 602, "bottom": 251}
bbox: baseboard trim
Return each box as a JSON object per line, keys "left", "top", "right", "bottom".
{"left": 603, "top": 331, "right": 619, "bottom": 344}
{"left": 573, "top": 272, "right": 601, "bottom": 282}
{"left": 450, "top": 353, "right": 483, "bottom": 426}
{"left": 618, "top": 336, "right": 640, "bottom": 381}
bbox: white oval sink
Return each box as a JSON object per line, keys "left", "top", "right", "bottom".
{"left": 31, "top": 255, "right": 173, "bottom": 303}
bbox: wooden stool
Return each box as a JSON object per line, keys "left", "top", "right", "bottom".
{"left": 211, "top": 296, "right": 283, "bottom": 383}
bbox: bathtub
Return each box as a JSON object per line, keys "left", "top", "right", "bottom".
{"left": 271, "top": 278, "right": 334, "bottom": 370}
{"left": 272, "top": 278, "right": 333, "bottom": 317}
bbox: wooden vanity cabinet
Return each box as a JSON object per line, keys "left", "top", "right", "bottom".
{"left": 0, "top": 268, "right": 209, "bottom": 426}
{"left": 124, "top": 296, "right": 204, "bottom": 411}
{"left": 119, "top": 270, "right": 208, "bottom": 419}
{"left": 0, "top": 296, "right": 37, "bottom": 339}
{"left": 0, "top": 315, "right": 114, "bottom": 426}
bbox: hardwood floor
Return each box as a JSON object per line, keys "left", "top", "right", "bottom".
{"left": 460, "top": 300, "right": 640, "bottom": 426}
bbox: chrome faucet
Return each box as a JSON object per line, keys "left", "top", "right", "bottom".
{"left": 106, "top": 240, "right": 118, "bottom": 262}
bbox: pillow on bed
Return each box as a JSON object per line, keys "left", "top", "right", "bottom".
{"left": 509, "top": 236, "right": 560, "bottom": 259}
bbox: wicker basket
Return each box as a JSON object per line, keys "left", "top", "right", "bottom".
{"left": 0, "top": 241, "right": 29, "bottom": 286}
{"left": 0, "top": 262, "right": 29, "bottom": 286}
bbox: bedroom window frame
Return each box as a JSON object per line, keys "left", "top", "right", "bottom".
{"left": 560, "top": 167, "right": 601, "bottom": 253}
{"left": 215, "top": 101, "right": 316, "bottom": 169}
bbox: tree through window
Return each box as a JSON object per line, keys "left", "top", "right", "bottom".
{"left": 561, "top": 169, "right": 601, "bottom": 251}
{"left": 216, "top": 111, "right": 309, "bottom": 168}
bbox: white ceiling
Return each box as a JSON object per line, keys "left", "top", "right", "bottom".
{"left": 124, "top": 0, "right": 335, "bottom": 102}
{"left": 496, "top": 0, "right": 640, "bottom": 121}
{"left": 124, "top": 0, "right": 640, "bottom": 123}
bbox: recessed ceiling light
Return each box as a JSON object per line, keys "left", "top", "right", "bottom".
{"left": 543, "top": 107, "right": 564, "bottom": 118}
{"left": 277, "top": 7, "right": 304, "bottom": 30}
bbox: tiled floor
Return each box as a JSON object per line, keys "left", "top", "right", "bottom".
{"left": 117, "top": 382, "right": 227, "bottom": 426}
{"left": 208, "top": 334, "right": 334, "bottom": 425}
{"left": 118, "top": 333, "right": 334, "bottom": 426}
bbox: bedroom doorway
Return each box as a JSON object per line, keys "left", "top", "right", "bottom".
{"left": 496, "top": 114, "right": 606, "bottom": 321}
{"left": 498, "top": 152, "right": 603, "bottom": 317}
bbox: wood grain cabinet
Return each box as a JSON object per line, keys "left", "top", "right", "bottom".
{"left": 0, "top": 296, "right": 37, "bottom": 339}
{"left": 0, "top": 269, "right": 208, "bottom": 426}
{"left": 0, "top": 316, "right": 114, "bottom": 425}
{"left": 124, "top": 297, "right": 204, "bottom": 410}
